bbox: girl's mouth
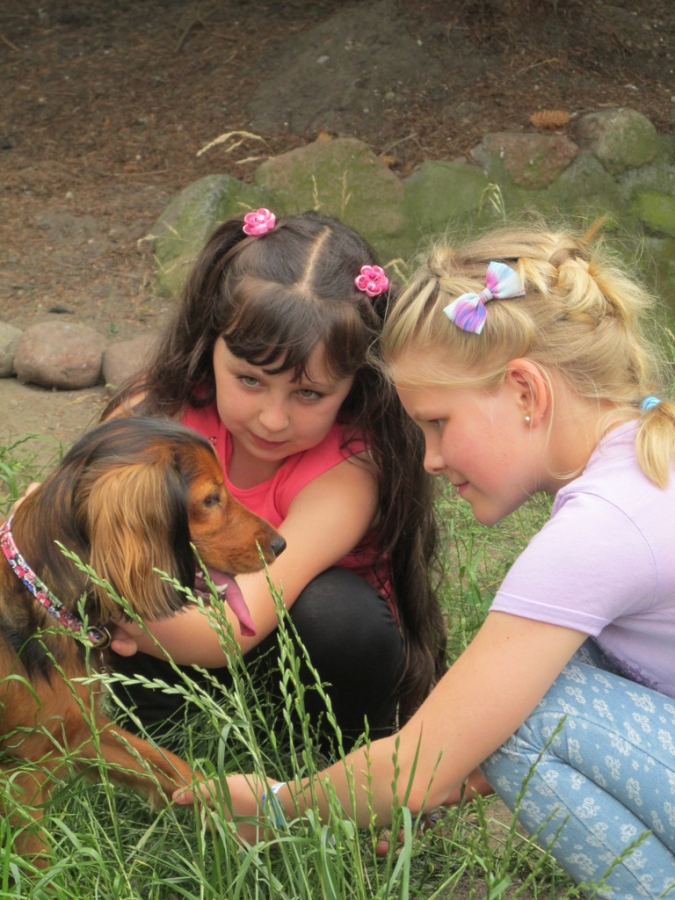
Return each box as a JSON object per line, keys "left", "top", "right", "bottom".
{"left": 251, "top": 433, "right": 288, "bottom": 449}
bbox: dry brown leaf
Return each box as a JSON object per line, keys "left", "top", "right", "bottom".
{"left": 378, "top": 154, "right": 397, "bottom": 168}
{"left": 530, "top": 109, "right": 571, "bottom": 130}
{"left": 315, "top": 131, "right": 334, "bottom": 142}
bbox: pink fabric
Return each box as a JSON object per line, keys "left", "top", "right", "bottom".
{"left": 181, "top": 403, "right": 394, "bottom": 609}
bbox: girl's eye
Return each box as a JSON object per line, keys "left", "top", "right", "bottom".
{"left": 297, "top": 388, "right": 323, "bottom": 401}
{"left": 432, "top": 419, "right": 445, "bottom": 430}
{"left": 238, "top": 375, "right": 261, "bottom": 388}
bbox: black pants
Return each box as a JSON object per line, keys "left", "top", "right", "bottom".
{"left": 109, "top": 567, "right": 405, "bottom": 752}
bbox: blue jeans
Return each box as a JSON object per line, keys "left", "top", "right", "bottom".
{"left": 482, "top": 641, "right": 675, "bottom": 899}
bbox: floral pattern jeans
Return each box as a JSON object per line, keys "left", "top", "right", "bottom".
{"left": 482, "top": 641, "right": 675, "bottom": 899}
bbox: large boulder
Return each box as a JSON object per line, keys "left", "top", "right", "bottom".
{"left": 14, "top": 322, "right": 105, "bottom": 390}
{"left": 575, "top": 108, "right": 660, "bottom": 176}
{"left": 255, "top": 138, "right": 407, "bottom": 260}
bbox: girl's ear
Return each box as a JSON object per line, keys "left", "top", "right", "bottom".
{"left": 503, "top": 359, "right": 551, "bottom": 427}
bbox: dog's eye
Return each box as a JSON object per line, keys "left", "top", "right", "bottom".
{"left": 202, "top": 492, "right": 221, "bottom": 508}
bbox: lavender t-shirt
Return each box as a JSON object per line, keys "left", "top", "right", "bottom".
{"left": 490, "top": 421, "right": 675, "bottom": 698}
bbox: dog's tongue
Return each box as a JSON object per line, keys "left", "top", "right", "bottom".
{"left": 198, "top": 566, "right": 257, "bottom": 637}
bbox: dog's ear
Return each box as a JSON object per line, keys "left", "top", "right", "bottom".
{"left": 79, "top": 454, "right": 193, "bottom": 622}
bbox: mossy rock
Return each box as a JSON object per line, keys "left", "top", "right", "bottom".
{"left": 575, "top": 108, "right": 660, "bottom": 176}
{"left": 619, "top": 159, "right": 675, "bottom": 201}
{"left": 402, "top": 160, "right": 490, "bottom": 246}
{"left": 150, "top": 175, "right": 273, "bottom": 297}
{"left": 255, "top": 138, "right": 408, "bottom": 262}
{"left": 632, "top": 190, "right": 675, "bottom": 238}
{"left": 536, "top": 151, "right": 625, "bottom": 223}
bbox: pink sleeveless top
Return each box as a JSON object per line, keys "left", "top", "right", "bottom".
{"left": 181, "top": 403, "right": 394, "bottom": 610}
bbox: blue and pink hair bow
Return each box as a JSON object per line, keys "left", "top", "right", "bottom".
{"left": 443, "top": 261, "right": 525, "bottom": 334}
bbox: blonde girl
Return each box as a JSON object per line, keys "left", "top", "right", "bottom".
{"left": 190, "top": 223, "right": 675, "bottom": 898}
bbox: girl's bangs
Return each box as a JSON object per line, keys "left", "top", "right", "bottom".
{"left": 221, "top": 280, "right": 368, "bottom": 380}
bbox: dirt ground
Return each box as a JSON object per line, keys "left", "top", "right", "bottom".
{"left": 1, "top": 0, "right": 674, "bottom": 453}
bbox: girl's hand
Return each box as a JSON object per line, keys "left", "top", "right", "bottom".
{"left": 440, "top": 767, "right": 494, "bottom": 806}
{"left": 173, "top": 775, "right": 276, "bottom": 846}
{"left": 10, "top": 482, "right": 40, "bottom": 515}
{"left": 108, "top": 618, "right": 144, "bottom": 656}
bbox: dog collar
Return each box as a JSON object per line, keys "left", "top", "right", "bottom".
{"left": 0, "top": 517, "right": 111, "bottom": 648}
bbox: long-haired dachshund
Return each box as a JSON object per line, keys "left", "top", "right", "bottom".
{"left": 0, "top": 417, "right": 285, "bottom": 865}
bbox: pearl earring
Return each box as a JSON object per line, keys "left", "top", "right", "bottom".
{"left": 524, "top": 415, "right": 531, "bottom": 425}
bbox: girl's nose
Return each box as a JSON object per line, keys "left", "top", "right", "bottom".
{"left": 259, "top": 400, "right": 289, "bottom": 433}
{"left": 423, "top": 444, "right": 445, "bottom": 476}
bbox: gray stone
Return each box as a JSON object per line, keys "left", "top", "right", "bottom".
{"left": 14, "top": 322, "right": 106, "bottom": 389}
{"left": 471, "top": 132, "right": 580, "bottom": 190}
{"left": 575, "top": 108, "right": 660, "bottom": 176}
{"left": 618, "top": 158, "right": 675, "bottom": 200}
{"left": 0, "top": 321, "right": 21, "bottom": 377}
{"left": 255, "top": 138, "right": 406, "bottom": 261}
{"left": 538, "top": 151, "right": 624, "bottom": 220}
{"left": 102, "top": 333, "right": 160, "bottom": 389}
{"left": 149, "top": 174, "right": 273, "bottom": 297}
{"left": 403, "top": 160, "right": 489, "bottom": 241}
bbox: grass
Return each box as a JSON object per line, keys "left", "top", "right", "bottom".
{"left": 0, "top": 433, "right": 64, "bottom": 518}
{"left": 0, "top": 432, "right": 646, "bottom": 900}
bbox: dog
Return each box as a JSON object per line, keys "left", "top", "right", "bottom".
{"left": 0, "top": 417, "right": 285, "bottom": 864}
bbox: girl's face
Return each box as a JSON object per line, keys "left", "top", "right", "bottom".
{"left": 393, "top": 350, "right": 550, "bottom": 526}
{"left": 213, "top": 338, "right": 355, "bottom": 474}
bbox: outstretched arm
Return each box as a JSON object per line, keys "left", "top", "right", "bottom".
{"left": 110, "top": 456, "right": 378, "bottom": 664}
{"left": 176, "top": 613, "right": 587, "bottom": 835}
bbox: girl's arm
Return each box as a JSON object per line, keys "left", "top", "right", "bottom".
{"left": 181, "top": 613, "right": 587, "bottom": 834}
{"left": 110, "top": 456, "right": 378, "bottom": 664}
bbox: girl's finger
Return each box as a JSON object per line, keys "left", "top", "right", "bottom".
{"left": 109, "top": 627, "right": 139, "bottom": 657}
{"left": 173, "top": 779, "right": 217, "bottom": 805}
{"left": 10, "top": 481, "right": 41, "bottom": 514}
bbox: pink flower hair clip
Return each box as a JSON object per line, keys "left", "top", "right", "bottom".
{"left": 354, "top": 265, "right": 389, "bottom": 297}
{"left": 243, "top": 208, "right": 276, "bottom": 236}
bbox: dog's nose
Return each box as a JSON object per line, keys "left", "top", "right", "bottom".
{"left": 270, "top": 535, "right": 286, "bottom": 558}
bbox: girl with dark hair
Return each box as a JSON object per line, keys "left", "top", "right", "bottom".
{"left": 106, "top": 208, "right": 446, "bottom": 749}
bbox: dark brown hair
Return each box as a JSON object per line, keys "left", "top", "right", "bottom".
{"left": 105, "top": 211, "right": 446, "bottom": 719}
